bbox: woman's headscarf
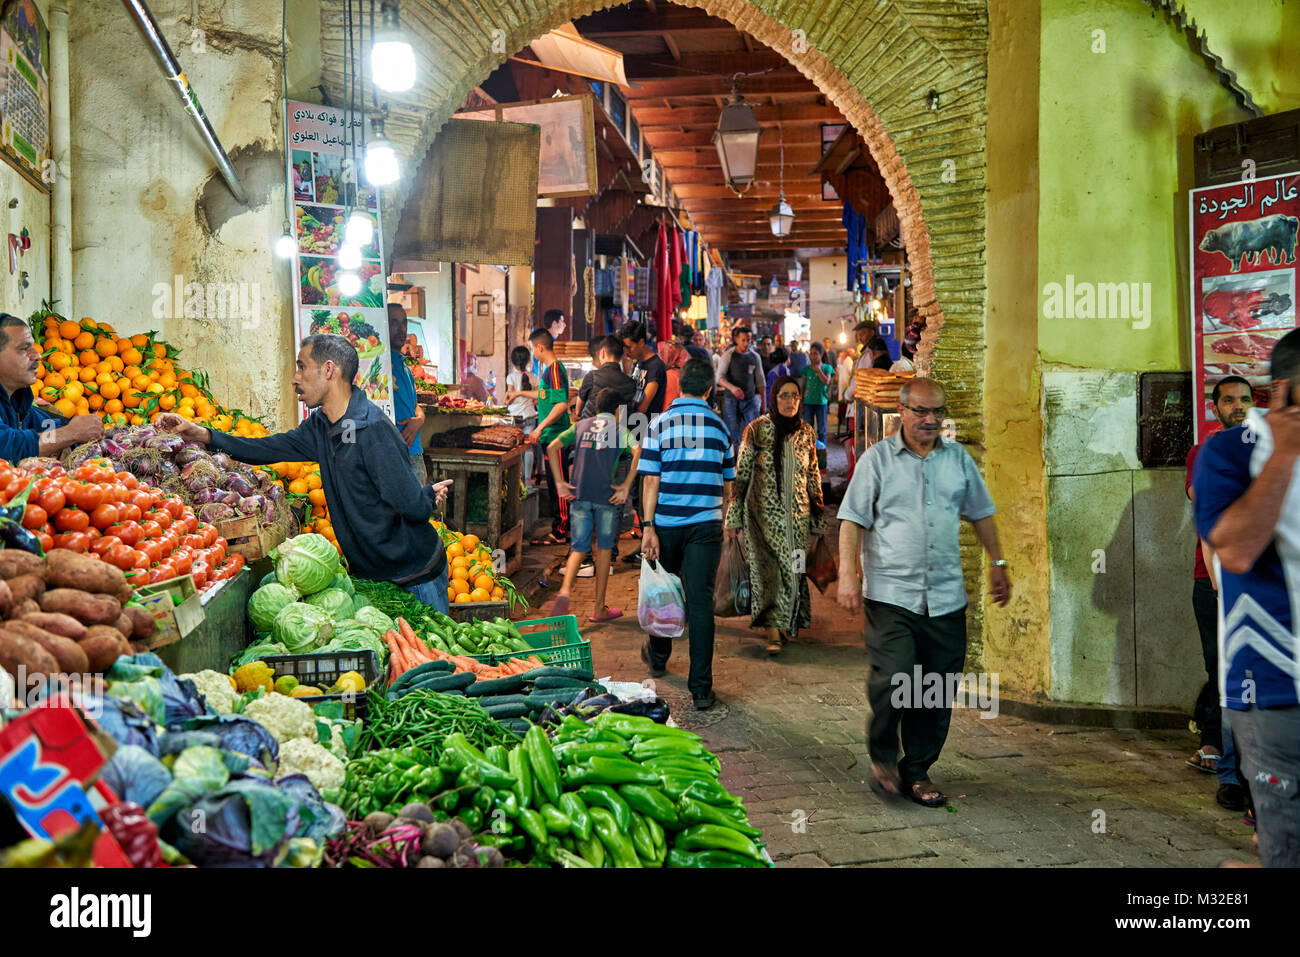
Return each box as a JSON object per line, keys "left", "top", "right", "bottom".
{"left": 658, "top": 340, "right": 687, "bottom": 369}
{"left": 768, "top": 374, "right": 804, "bottom": 486}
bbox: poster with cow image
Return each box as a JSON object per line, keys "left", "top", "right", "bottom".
{"left": 1190, "top": 173, "right": 1300, "bottom": 444}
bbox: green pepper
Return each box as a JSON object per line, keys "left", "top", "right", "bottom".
{"left": 627, "top": 811, "right": 656, "bottom": 862}
{"left": 493, "top": 789, "right": 519, "bottom": 819}
{"left": 538, "top": 803, "right": 572, "bottom": 835}
{"left": 443, "top": 732, "right": 517, "bottom": 789}
{"left": 431, "top": 809, "right": 450, "bottom": 822}
{"left": 642, "top": 756, "right": 719, "bottom": 779}
{"left": 677, "top": 797, "right": 761, "bottom": 837}
{"left": 558, "top": 714, "right": 589, "bottom": 735}
{"left": 507, "top": 745, "right": 531, "bottom": 807}
{"left": 558, "top": 792, "right": 591, "bottom": 842}
{"left": 457, "top": 807, "right": 484, "bottom": 831}
{"left": 571, "top": 756, "right": 662, "bottom": 786}
{"left": 476, "top": 833, "right": 526, "bottom": 855}
{"left": 374, "top": 770, "right": 404, "bottom": 801}
{"left": 524, "top": 726, "right": 561, "bottom": 804}
{"left": 631, "top": 738, "right": 714, "bottom": 762}
{"left": 666, "top": 848, "right": 767, "bottom": 868}
{"left": 438, "top": 748, "right": 465, "bottom": 774}
{"left": 457, "top": 764, "right": 484, "bottom": 790}
{"left": 683, "top": 778, "right": 742, "bottom": 808}
{"left": 553, "top": 741, "right": 630, "bottom": 765}
{"left": 645, "top": 814, "right": 665, "bottom": 855}
{"left": 593, "top": 713, "right": 700, "bottom": 740}
{"left": 485, "top": 744, "right": 509, "bottom": 772}
{"left": 576, "top": 833, "right": 605, "bottom": 868}
{"left": 472, "top": 786, "right": 496, "bottom": 815}
{"left": 416, "top": 767, "right": 444, "bottom": 794}
{"left": 576, "top": 785, "right": 632, "bottom": 831}
{"left": 548, "top": 846, "right": 596, "bottom": 868}
{"left": 588, "top": 806, "right": 640, "bottom": 868}
{"left": 672, "top": 824, "right": 764, "bottom": 862}
{"left": 435, "top": 790, "right": 460, "bottom": 813}
{"left": 517, "top": 807, "right": 549, "bottom": 847}
{"left": 618, "top": 784, "right": 680, "bottom": 826}
{"left": 579, "top": 728, "right": 628, "bottom": 745}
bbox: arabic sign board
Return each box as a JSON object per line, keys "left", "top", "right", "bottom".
{"left": 286, "top": 100, "right": 394, "bottom": 423}
{"left": 1188, "top": 173, "right": 1300, "bottom": 445}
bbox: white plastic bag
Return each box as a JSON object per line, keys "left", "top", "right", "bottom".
{"left": 638, "top": 558, "right": 686, "bottom": 638}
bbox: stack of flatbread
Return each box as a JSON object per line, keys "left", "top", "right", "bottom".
{"left": 855, "top": 368, "right": 913, "bottom": 405}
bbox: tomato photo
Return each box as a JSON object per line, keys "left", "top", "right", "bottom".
{"left": 147, "top": 507, "right": 172, "bottom": 530}
{"left": 139, "top": 520, "right": 163, "bottom": 540}
{"left": 64, "top": 481, "right": 106, "bottom": 511}
{"left": 129, "top": 490, "right": 153, "bottom": 510}
{"left": 119, "top": 503, "right": 143, "bottom": 522}
{"left": 37, "top": 531, "right": 53, "bottom": 553}
{"left": 90, "top": 536, "right": 121, "bottom": 557}
{"left": 53, "top": 507, "right": 90, "bottom": 532}
{"left": 107, "top": 544, "right": 141, "bottom": 571}
{"left": 36, "top": 488, "right": 65, "bottom": 514}
{"left": 162, "top": 497, "right": 185, "bottom": 520}
{"left": 182, "top": 513, "right": 198, "bottom": 533}
{"left": 139, "top": 540, "right": 164, "bottom": 564}
{"left": 208, "top": 539, "right": 227, "bottom": 566}
{"left": 90, "top": 503, "right": 120, "bottom": 530}
{"left": 21, "top": 505, "right": 47, "bottom": 530}
{"left": 52, "top": 531, "right": 90, "bottom": 553}
{"left": 114, "top": 522, "right": 144, "bottom": 547}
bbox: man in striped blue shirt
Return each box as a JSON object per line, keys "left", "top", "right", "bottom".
{"left": 639, "top": 358, "right": 735, "bottom": 709}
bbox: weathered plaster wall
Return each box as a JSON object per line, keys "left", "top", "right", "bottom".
{"left": 68, "top": 0, "right": 313, "bottom": 430}
{"left": 982, "top": 0, "right": 1047, "bottom": 696}
{"left": 0, "top": 0, "right": 51, "bottom": 320}
{"left": 807, "top": 255, "right": 854, "bottom": 347}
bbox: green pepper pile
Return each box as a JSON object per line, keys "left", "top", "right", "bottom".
{"left": 358, "top": 688, "right": 519, "bottom": 753}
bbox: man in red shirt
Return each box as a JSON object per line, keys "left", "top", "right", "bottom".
{"left": 1186, "top": 375, "right": 1254, "bottom": 810}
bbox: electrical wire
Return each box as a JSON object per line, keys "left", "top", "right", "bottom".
{"left": 281, "top": 0, "right": 289, "bottom": 226}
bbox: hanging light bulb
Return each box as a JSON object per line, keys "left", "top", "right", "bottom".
{"left": 769, "top": 276, "right": 780, "bottom": 298}
{"left": 338, "top": 242, "right": 362, "bottom": 270}
{"left": 345, "top": 210, "right": 374, "bottom": 247}
{"left": 274, "top": 220, "right": 296, "bottom": 259}
{"left": 768, "top": 117, "right": 795, "bottom": 238}
{"left": 371, "top": 2, "right": 416, "bottom": 92}
{"left": 338, "top": 271, "right": 362, "bottom": 297}
{"left": 365, "top": 116, "right": 400, "bottom": 186}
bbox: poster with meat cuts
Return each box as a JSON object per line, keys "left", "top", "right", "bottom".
{"left": 1190, "top": 173, "right": 1300, "bottom": 444}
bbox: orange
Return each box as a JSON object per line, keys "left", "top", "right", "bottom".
{"left": 121, "top": 390, "right": 143, "bottom": 409}
{"left": 174, "top": 408, "right": 193, "bottom": 420}
{"left": 87, "top": 394, "right": 104, "bottom": 411}
{"left": 116, "top": 376, "right": 132, "bottom": 394}
{"left": 195, "top": 400, "right": 214, "bottom": 419}
{"left": 73, "top": 331, "right": 95, "bottom": 350}
{"left": 468, "top": 587, "right": 490, "bottom": 603}
{"left": 310, "top": 504, "right": 326, "bottom": 518}
{"left": 473, "top": 574, "right": 494, "bottom": 592}
{"left": 447, "top": 588, "right": 457, "bottom": 603}
{"left": 152, "top": 343, "right": 166, "bottom": 358}
{"left": 104, "top": 399, "right": 124, "bottom": 414}
{"left": 43, "top": 372, "right": 66, "bottom": 390}
{"left": 147, "top": 382, "right": 165, "bottom": 394}
{"left": 81, "top": 318, "right": 97, "bottom": 330}
{"left": 460, "top": 534, "right": 480, "bottom": 551}
{"left": 288, "top": 478, "right": 308, "bottom": 495}
{"left": 74, "top": 399, "right": 90, "bottom": 416}
{"left": 445, "top": 543, "right": 464, "bottom": 559}
{"left": 130, "top": 333, "right": 149, "bottom": 349}
{"left": 129, "top": 414, "right": 145, "bottom": 426}
{"left": 121, "top": 347, "right": 144, "bottom": 367}
{"left": 107, "top": 356, "right": 124, "bottom": 372}
{"left": 491, "top": 587, "right": 504, "bottom": 600}
{"left": 77, "top": 366, "right": 96, "bottom": 382}
{"left": 179, "top": 383, "right": 199, "bottom": 398}
{"left": 307, "top": 488, "right": 326, "bottom": 506}
{"left": 48, "top": 351, "right": 71, "bottom": 371}
{"left": 305, "top": 472, "right": 322, "bottom": 490}
{"left": 158, "top": 372, "right": 178, "bottom": 390}
{"left": 95, "top": 337, "right": 117, "bottom": 356}
{"left": 95, "top": 359, "right": 111, "bottom": 375}
{"left": 39, "top": 386, "right": 60, "bottom": 402}
{"left": 95, "top": 321, "right": 114, "bottom": 334}
{"left": 59, "top": 321, "right": 80, "bottom": 340}
{"left": 54, "top": 397, "right": 76, "bottom": 418}
{"left": 123, "top": 365, "right": 141, "bottom": 379}
{"left": 99, "top": 381, "right": 120, "bottom": 400}
{"left": 59, "top": 339, "right": 74, "bottom": 355}
{"left": 450, "top": 555, "right": 469, "bottom": 569}
{"left": 454, "top": 592, "right": 472, "bottom": 604}
{"left": 451, "top": 578, "right": 470, "bottom": 596}
{"left": 157, "top": 393, "right": 176, "bottom": 410}
{"left": 132, "top": 374, "right": 150, "bottom": 390}
{"left": 78, "top": 349, "right": 99, "bottom": 367}
{"left": 62, "top": 380, "right": 84, "bottom": 400}
{"left": 451, "top": 566, "right": 470, "bottom": 582}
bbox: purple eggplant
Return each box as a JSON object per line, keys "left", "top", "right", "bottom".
{"left": 198, "top": 503, "right": 236, "bottom": 522}
{"left": 156, "top": 459, "right": 179, "bottom": 475}
{"left": 210, "top": 452, "right": 233, "bottom": 471}
{"left": 145, "top": 434, "right": 185, "bottom": 454}
{"left": 225, "top": 473, "right": 256, "bottom": 497}
{"left": 267, "top": 484, "right": 285, "bottom": 502}
{"left": 237, "top": 495, "right": 267, "bottom": 516}
{"left": 194, "top": 487, "right": 225, "bottom": 505}
{"left": 174, "top": 446, "right": 206, "bottom": 466}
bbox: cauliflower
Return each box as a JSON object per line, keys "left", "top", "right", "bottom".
{"left": 277, "top": 737, "right": 346, "bottom": 792}
{"left": 243, "top": 693, "right": 317, "bottom": 744}
{"left": 182, "top": 670, "right": 238, "bottom": 715}
{"left": 327, "top": 723, "right": 347, "bottom": 760}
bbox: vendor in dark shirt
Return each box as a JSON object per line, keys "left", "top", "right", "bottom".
{"left": 0, "top": 313, "right": 103, "bottom": 462}
{"left": 578, "top": 335, "right": 636, "bottom": 420}
{"left": 156, "top": 334, "right": 452, "bottom": 611}
{"left": 620, "top": 320, "right": 668, "bottom": 419}
{"left": 866, "top": 336, "right": 894, "bottom": 370}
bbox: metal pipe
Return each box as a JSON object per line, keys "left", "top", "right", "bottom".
{"left": 120, "top": 0, "right": 250, "bottom": 204}
{"left": 50, "top": 0, "right": 73, "bottom": 315}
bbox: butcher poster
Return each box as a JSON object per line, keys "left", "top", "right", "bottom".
{"left": 1189, "top": 173, "right": 1300, "bottom": 444}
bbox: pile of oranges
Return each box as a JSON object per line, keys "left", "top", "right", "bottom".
{"left": 261, "top": 461, "right": 340, "bottom": 555}
{"left": 436, "top": 523, "right": 506, "bottom": 605}
{"left": 32, "top": 315, "right": 270, "bottom": 437}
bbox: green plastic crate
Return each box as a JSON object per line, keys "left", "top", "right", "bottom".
{"left": 469, "top": 614, "right": 592, "bottom": 674}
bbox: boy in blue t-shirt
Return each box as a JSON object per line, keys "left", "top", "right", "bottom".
{"left": 546, "top": 388, "right": 641, "bottom": 623}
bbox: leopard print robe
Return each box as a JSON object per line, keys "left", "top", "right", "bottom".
{"left": 724, "top": 415, "right": 826, "bottom": 635}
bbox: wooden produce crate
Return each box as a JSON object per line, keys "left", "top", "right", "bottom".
{"left": 216, "top": 513, "right": 290, "bottom": 561}
{"left": 136, "top": 574, "right": 204, "bottom": 650}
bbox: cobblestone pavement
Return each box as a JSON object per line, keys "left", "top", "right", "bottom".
{"left": 525, "top": 535, "right": 1257, "bottom": 868}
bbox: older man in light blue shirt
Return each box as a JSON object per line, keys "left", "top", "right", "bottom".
{"left": 836, "top": 377, "right": 1011, "bottom": 808}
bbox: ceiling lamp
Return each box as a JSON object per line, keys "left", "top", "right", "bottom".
{"left": 371, "top": 2, "right": 416, "bottom": 92}
{"left": 712, "top": 89, "right": 761, "bottom": 196}
{"left": 345, "top": 210, "right": 374, "bottom": 247}
{"left": 365, "top": 116, "right": 400, "bottom": 186}
{"left": 274, "top": 219, "right": 296, "bottom": 259}
{"left": 338, "top": 271, "right": 362, "bottom": 297}
{"left": 787, "top": 260, "right": 802, "bottom": 283}
{"left": 769, "top": 276, "right": 780, "bottom": 298}
{"left": 338, "top": 242, "right": 362, "bottom": 270}
{"left": 768, "top": 118, "right": 794, "bottom": 238}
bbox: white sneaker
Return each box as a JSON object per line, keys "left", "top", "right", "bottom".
{"left": 576, "top": 562, "right": 595, "bottom": 578}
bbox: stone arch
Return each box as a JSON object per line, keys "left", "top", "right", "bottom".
{"left": 382, "top": 0, "right": 988, "bottom": 441}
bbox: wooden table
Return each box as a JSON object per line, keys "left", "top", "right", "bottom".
{"left": 423, "top": 444, "right": 525, "bottom": 574}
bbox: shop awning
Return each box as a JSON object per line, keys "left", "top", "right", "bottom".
{"left": 519, "top": 24, "right": 631, "bottom": 88}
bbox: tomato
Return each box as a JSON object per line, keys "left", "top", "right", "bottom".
{"left": 162, "top": 497, "right": 185, "bottom": 520}
{"left": 116, "top": 471, "right": 139, "bottom": 490}
{"left": 171, "top": 549, "right": 193, "bottom": 576}
{"left": 119, "top": 503, "right": 142, "bottom": 523}
{"left": 129, "top": 490, "right": 153, "bottom": 510}
{"left": 159, "top": 528, "right": 182, "bottom": 553}
{"left": 37, "top": 488, "right": 66, "bottom": 514}
{"left": 53, "top": 507, "right": 90, "bottom": 532}
{"left": 89, "top": 503, "right": 120, "bottom": 530}
{"left": 52, "top": 531, "right": 90, "bottom": 553}
{"left": 73, "top": 463, "right": 113, "bottom": 483}
{"left": 139, "top": 520, "right": 162, "bottom": 540}
{"left": 146, "top": 567, "right": 167, "bottom": 584}
{"left": 181, "top": 533, "right": 204, "bottom": 551}
{"left": 153, "top": 560, "right": 177, "bottom": 581}
{"left": 90, "top": 536, "right": 120, "bottom": 557}
{"left": 208, "top": 539, "right": 227, "bottom": 566}
{"left": 114, "top": 522, "right": 143, "bottom": 547}
{"left": 4, "top": 476, "right": 26, "bottom": 498}
{"left": 21, "top": 505, "right": 47, "bottom": 530}
{"left": 106, "top": 544, "right": 139, "bottom": 571}
{"left": 64, "top": 481, "right": 106, "bottom": 511}
{"left": 181, "top": 513, "right": 198, "bottom": 534}
{"left": 85, "top": 526, "right": 102, "bottom": 542}
{"left": 199, "top": 524, "right": 218, "bottom": 548}
{"left": 146, "top": 507, "right": 172, "bottom": 530}
{"left": 139, "top": 540, "right": 164, "bottom": 564}
{"left": 38, "top": 531, "right": 54, "bottom": 553}
{"left": 190, "top": 561, "right": 210, "bottom": 588}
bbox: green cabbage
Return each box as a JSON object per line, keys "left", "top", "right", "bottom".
{"left": 353, "top": 605, "right": 395, "bottom": 637}
{"left": 351, "top": 593, "right": 372, "bottom": 611}
{"left": 274, "top": 533, "right": 341, "bottom": 596}
{"left": 271, "top": 602, "right": 334, "bottom": 653}
{"left": 331, "top": 572, "right": 355, "bottom": 596}
{"left": 233, "top": 639, "right": 289, "bottom": 669}
{"left": 304, "top": 587, "right": 354, "bottom": 621}
{"left": 259, "top": 570, "right": 279, "bottom": 589}
{"left": 247, "top": 582, "right": 300, "bottom": 633}
{"left": 324, "top": 622, "right": 388, "bottom": 666}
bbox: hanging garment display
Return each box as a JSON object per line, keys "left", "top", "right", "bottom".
{"left": 706, "top": 264, "right": 724, "bottom": 330}
{"left": 842, "top": 202, "right": 869, "bottom": 293}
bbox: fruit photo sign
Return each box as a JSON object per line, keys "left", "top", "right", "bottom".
{"left": 1189, "top": 173, "right": 1300, "bottom": 444}
{"left": 286, "top": 100, "right": 394, "bottom": 422}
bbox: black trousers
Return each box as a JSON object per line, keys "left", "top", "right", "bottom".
{"left": 647, "top": 521, "right": 722, "bottom": 699}
{"left": 863, "top": 599, "right": 968, "bottom": 789}
{"left": 1192, "top": 577, "right": 1223, "bottom": 750}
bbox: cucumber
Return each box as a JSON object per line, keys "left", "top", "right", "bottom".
{"left": 529, "top": 666, "right": 595, "bottom": 682}
{"left": 390, "top": 660, "right": 455, "bottom": 691}
{"left": 484, "top": 702, "right": 530, "bottom": 719}
{"left": 504, "top": 719, "right": 532, "bottom": 735}
{"left": 475, "top": 694, "right": 530, "bottom": 709}
{"left": 527, "top": 691, "right": 583, "bottom": 710}
{"left": 408, "top": 671, "right": 477, "bottom": 692}
{"left": 531, "top": 675, "right": 599, "bottom": 691}
{"left": 464, "top": 674, "right": 529, "bottom": 697}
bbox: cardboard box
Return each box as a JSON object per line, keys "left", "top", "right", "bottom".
{"left": 216, "top": 513, "right": 288, "bottom": 561}
{"left": 135, "top": 574, "right": 204, "bottom": 649}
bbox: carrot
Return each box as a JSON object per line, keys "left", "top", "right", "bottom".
{"left": 384, "top": 629, "right": 412, "bottom": 674}
{"left": 397, "top": 617, "right": 421, "bottom": 648}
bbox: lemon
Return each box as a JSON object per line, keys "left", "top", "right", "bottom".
{"left": 337, "top": 671, "right": 366, "bottom": 693}
{"left": 274, "top": 675, "right": 300, "bottom": 696}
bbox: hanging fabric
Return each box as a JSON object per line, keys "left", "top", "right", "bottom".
{"left": 842, "top": 202, "right": 868, "bottom": 293}
{"left": 705, "top": 263, "right": 724, "bottom": 330}
{"left": 653, "top": 221, "right": 674, "bottom": 341}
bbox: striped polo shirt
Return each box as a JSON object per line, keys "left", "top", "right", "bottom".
{"left": 638, "top": 396, "right": 736, "bottom": 527}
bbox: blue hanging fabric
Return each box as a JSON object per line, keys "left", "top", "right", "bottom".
{"left": 842, "top": 202, "right": 868, "bottom": 293}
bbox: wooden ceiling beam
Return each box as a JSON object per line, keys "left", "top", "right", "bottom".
{"left": 632, "top": 104, "right": 841, "bottom": 128}
{"left": 618, "top": 50, "right": 788, "bottom": 79}
{"left": 642, "top": 129, "right": 823, "bottom": 150}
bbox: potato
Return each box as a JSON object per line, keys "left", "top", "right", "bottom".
{"left": 78, "top": 629, "right": 127, "bottom": 673}
{"left": 6, "top": 598, "right": 40, "bottom": 620}
{"left": 122, "top": 605, "right": 158, "bottom": 641}
{"left": 39, "top": 589, "right": 121, "bottom": 626}
{"left": 3, "top": 622, "right": 89, "bottom": 675}
{"left": 113, "top": 613, "right": 134, "bottom": 639}
{"left": 7, "top": 574, "right": 46, "bottom": 605}
{"left": 19, "top": 612, "right": 87, "bottom": 641}
{"left": 44, "top": 550, "right": 131, "bottom": 603}
{"left": 0, "top": 578, "right": 11, "bottom": 615}
{"left": 0, "top": 632, "right": 59, "bottom": 682}
{"left": 0, "top": 551, "right": 45, "bottom": 580}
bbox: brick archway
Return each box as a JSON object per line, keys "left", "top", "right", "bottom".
{"left": 376, "top": 0, "right": 988, "bottom": 433}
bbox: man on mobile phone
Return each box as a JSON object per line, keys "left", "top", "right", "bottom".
{"left": 1194, "top": 327, "right": 1300, "bottom": 867}
{"left": 155, "top": 334, "right": 453, "bottom": 612}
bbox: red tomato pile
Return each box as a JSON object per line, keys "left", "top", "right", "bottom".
{"left": 0, "top": 457, "right": 245, "bottom": 590}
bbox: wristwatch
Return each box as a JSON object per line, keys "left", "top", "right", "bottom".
{"left": 991, "top": 559, "right": 1008, "bottom": 568}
